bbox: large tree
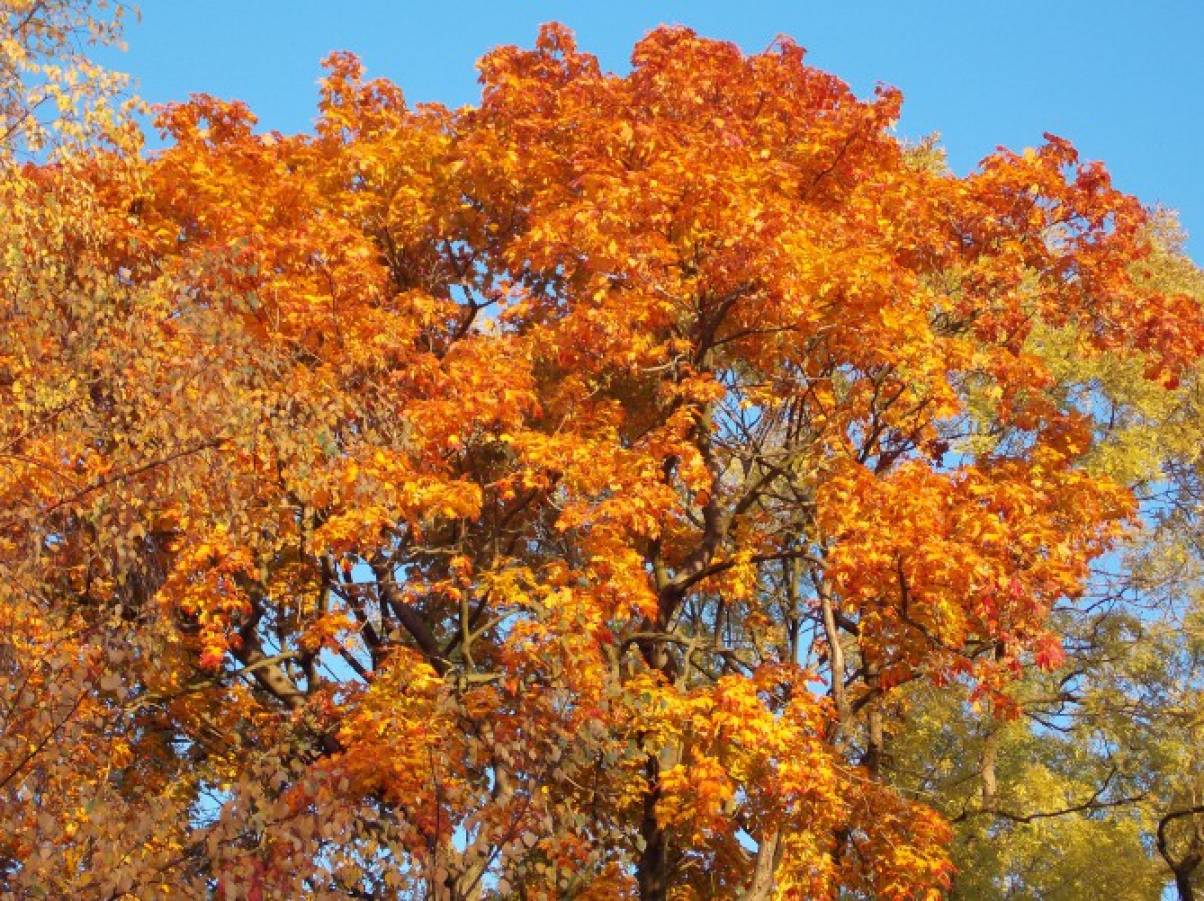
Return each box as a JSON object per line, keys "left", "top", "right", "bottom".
{"left": 2, "top": 21, "right": 1201, "bottom": 899}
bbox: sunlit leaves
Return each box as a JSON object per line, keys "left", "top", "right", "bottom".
{"left": 1, "top": 16, "right": 1200, "bottom": 899}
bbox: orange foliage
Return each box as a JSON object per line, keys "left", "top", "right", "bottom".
{"left": 1, "top": 22, "right": 1200, "bottom": 898}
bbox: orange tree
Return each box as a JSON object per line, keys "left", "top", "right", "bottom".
{"left": 2, "top": 23, "right": 1201, "bottom": 899}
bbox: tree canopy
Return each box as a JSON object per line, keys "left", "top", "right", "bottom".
{"left": 2, "top": 10, "right": 1203, "bottom": 899}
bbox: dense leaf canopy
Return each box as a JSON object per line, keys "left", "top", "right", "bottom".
{"left": 2, "top": 10, "right": 1203, "bottom": 899}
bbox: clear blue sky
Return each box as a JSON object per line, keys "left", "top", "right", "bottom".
{"left": 103, "top": 1, "right": 1204, "bottom": 258}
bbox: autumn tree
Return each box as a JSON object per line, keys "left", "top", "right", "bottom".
{"left": 0, "top": 0, "right": 131, "bottom": 156}
{"left": 882, "top": 212, "right": 1204, "bottom": 900}
{"left": 2, "top": 20, "right": 1202, "bottom": 899}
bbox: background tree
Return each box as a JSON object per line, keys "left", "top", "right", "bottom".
{"left": 0, "top": 0, "right": 131, "bottom": 156}
{"left": 885, "top": 214, "right": 1204, "bottom": 899}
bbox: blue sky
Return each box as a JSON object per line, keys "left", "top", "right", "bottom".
{"left": 102, "top": 1, "right": 1204, "bottom": 258}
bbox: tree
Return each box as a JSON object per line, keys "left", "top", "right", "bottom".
{"left": 883, "top": 213, "right": 1204, "bottom": 900}
{"left": 2, "top": 22, "right": 1201, "bottom": 898}
{"left": 0, "top": 0, "right": 131, "bottom": 156}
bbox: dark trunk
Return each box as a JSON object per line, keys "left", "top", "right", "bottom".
{"left": 1174, "top": 865, "right": 1196, "bottom": 901}
{"left": 637, "top": 756, "right": 671, "bottom": 900}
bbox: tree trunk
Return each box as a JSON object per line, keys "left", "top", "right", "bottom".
{"left": 741, "top": 827, "right": 781, "bottom": 900}
{"left": 637, "top": 755, "right": 671, "bottom": 900}
{"left": 1174, "top": 861, "right": 1197, "bottom": 901}
{"left": 862, "top": 658, "right": 884, "bottom": 777}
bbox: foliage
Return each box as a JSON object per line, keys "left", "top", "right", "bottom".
{"left": 0, "top": 0, "right": 132, "bottom": 156}
{"left": 2, "top": 14, "right": 1202, "bottom": 900}
{"left": 886, "top": 215, "right": 1204, "bottom": 898}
